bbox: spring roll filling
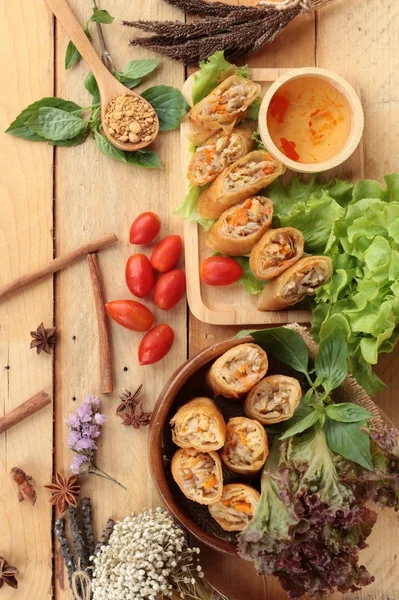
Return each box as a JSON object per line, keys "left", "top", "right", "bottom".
{"left": 260, "top": 233, "right": 296, "bottom": 270}
{"left": 225, "top": 422, "right": 264, "bottom": 467}
{"left": 192, "top": 133, "right": 243, "bottom": 182}
{"left": 253, "top": 381, "right": 294, "bottom": 419}
{"left": 222, "top": 198, "right": 271, "bottom": 238}
{"left": 225, "top": 160, "right": 277, "bottom": 191}
{"left": 219, "top": 348, "right": 263, "bottom": 388}
{"left": 200, "top": 82, "right": 257, "bottom": 118}
{"left": 175, "top": 414, "right": 220, "bottom": 446}
{"left": 180, "top": 451, "right": 220, "bottom": 499}
{"left": 282, "top": 264, "right": 330, "bottom": 300}
{"left": 212, "top": 493, "right": 255, "bottom": 526}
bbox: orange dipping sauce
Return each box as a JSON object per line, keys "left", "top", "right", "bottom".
{"left": 267, "top": 76, "right": 353, "bottom": 164}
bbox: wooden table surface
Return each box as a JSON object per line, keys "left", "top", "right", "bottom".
{"left": 0, "top": 1, "right": 398, "bottom": 599}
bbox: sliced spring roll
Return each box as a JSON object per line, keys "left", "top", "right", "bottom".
{"left": 244, "top": 375, "right": 302, "bottom": 424}
{"left": 198, "top": 151, "right": 285, "bottom": 220}
{"left": 208, "top": 343, "right": 268, "bottom": 399}
{"left": 171, "top": 448, "right": 223, "bottom": 505}
{"left": 205, "top": 196, "right": 274, "bottom": 256}
{"left": 208, "top": 483, "right": 260, "bottom": 532}
{"left": 170, "top": 397, "right": 226, "bottom": 452}
{"left": 189, "top": 75, "right": 261, "bottom": 136}
{"left": 188, "top": 127, "right": 255, "bottom": 187}
{"left": 257, "top": 255, "right": 333, "bottom": 311}
{"left": 221, "top": 417, "right": 269, "bottom": 476}
{"left": 249, "top": 227, "right": 304, "bottom": 280}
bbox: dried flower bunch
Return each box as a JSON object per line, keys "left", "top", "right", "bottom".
{"left": 45, "top": 473, "right": 81, "bottom": 513}
{"left": 124, "top": 0, "right": 336, "bottom": 64}
{"left": 92, "top": 508, "right": 227, "bottom": 600}
{"left": 117, "top": 386, "right": 152, "bottom": 429}
{"left": 30, "top": 322, "right": 56, "bottom": 355}
{"left": 0, "top": 556, "right": 18, "bottom": 590}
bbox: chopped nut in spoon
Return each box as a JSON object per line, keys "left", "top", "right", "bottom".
{"left": 104, "top": 94, "right": 157, "bottom": 144}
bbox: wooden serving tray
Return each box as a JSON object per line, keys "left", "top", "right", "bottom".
{"left": 180, "top": 68, "right": 364, "bottom": 326}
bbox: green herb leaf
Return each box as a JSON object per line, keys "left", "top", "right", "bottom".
{"left": 118, "top": 59, "right": 159, "bottom": 83}
{"left": 315, "top": 329, "right": 348, "bottom": 393}
{"left": 325, "top": 403, "right": 374, "bottom": 423}
{"left": 236, "top": 327, "right": 310, "bottom": 377}
{"left": 89, "top": 9, "right": 114, "bottom": 24}
{"left": 324, "top": 417, "right": 373, "bottom": 470}
{"left": 251, "top": 129, "right": 265, "bottom": 151}
{"left": 234, "top": 256, "right": 265, "bottom": 295}
{"left": 279, "top": 410, "right": 320, "bottom": 440}
{"left": 6, "top": 98, "right": 83, "bottom": 141}
{"left": 48, "top": 129, "right": 89, "bottom": 147}
{"left": 84, "top": 72, "right": 100, "bottom": 104}
{"left": 65, "top": 41, "right": 82, "bottom": 70}
{"left": 125, "top": 150, "right": 162, "bottom": 169}
{"left": 247, "top": 97, "right": 261, "bottom": 121}
{"left": 93, "top": 132, "right": 127, "bottom": 162}
{"left": 142, "top": 85, "right": 190, "bottom": 131}
{"left": 26, "top": 107, "right": 87, "bottom": 141}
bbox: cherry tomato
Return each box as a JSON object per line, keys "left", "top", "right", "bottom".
{"left": 150, "top": 235, "right": 182, "bottom": 273}
{"left": 130, "top": 212, "right": 161, "bottom": 245}
{"left": 154, "top": 269, "right": 186, "bottom": 310}
{"left": 105, "top": 300, "right": 154, "bottom": 332}
{"left": 125, "top": 254, "right": 154, "bottom": 298}
{"left": 200, "top": 256, "right": 243, "bottom": 286}
{"left": 138, "top": 324, "right": 174, "bottom": 366}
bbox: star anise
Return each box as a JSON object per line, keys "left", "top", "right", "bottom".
{"left": 116, "top": 386, "right": 152, "bottom": 429}
{"left": 0, "top": 556, "right": 18, "bottom": 590}
{"left": 30, "top": 322, "right": 56, "bottom": 355}
{"left": 116, "top": 386, "right": 143, "bottom": 413}
{"left": 45, "top": 473, "right": 81, "bottom": 513}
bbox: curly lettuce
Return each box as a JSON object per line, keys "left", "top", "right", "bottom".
{"left": 191, "top": 51, "right": 250, "bottom": 105}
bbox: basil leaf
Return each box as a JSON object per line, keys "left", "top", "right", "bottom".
{"left": 236, "top": 327, "right": 310, "bottom": 377}
{"left": 279, "top": 410, "right": 320, "bottom": 440}
{"left": 84, "top": 72, "right": 100, "bottom": 104}
{"left": 65, "top": 40, "right": 82, "bottom": 69}
{"left": 315, "top": 329, "right": 348, "bottom": 393}
{"left": 26, "top": 108, "right": 87, "bottom": 141}
{"left": 48, "top": 129, "right": 89, "bottom": 147}
{"left": 93, "top": 132, "right": 127, "bottom": 162}
{"left": 117, "top": 75, "right": 142, "bottom": 90}
{"left": 141, "top": 85, "right": 190, "bottom": 131}
{"left": 118, "top": 59, "right": 159, "bottom": 82}
{"left": 324, "top": 416, "right": 373, "bottom": 470}
{"left": 265, "top": 404, "right": 312, "bottom": 434}
{"left": 125, "top": 150, "right": 162, "bottom": 169}
{"left": 89, "top": 9, "right": 114, "bottom": 24}
{"left": 6, "top": 98, "right": 82, "bottom": 141}
{"left": 325, "top": 403, "right": 374, "bottom": 423}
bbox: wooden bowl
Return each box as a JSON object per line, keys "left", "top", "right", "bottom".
{"left": 150, "top": 336, "right": 253, "bottom": 556}
{"left": 258, "top": 67, "right": 364, "bottom": 174}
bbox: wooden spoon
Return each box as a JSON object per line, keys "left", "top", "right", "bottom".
{"left": 44, "top": 0, "right": 159, "bottom": 151}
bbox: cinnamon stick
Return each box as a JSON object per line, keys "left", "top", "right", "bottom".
{"left": 0, "top": 233, "right": 118, "bottom": 302}
{"left": 87, "top": 254, "right": 113, "bottom": 394}
{"left": 0, "top": 390, "right": 51, "bottom": 435}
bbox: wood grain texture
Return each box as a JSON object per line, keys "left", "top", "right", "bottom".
{"left": 0, "top": 0, "right": 54, "bottom": 598}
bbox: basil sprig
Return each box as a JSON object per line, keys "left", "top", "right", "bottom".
{"left": 237, "top": 327, "right": 374, "bottom": 470}
{"left": 65, "top": 9, "right": 115, "bottom": 70}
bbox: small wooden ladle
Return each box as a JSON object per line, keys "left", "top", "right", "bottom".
{"left": 44, "top": 0, "right": 159, "bottom": 151}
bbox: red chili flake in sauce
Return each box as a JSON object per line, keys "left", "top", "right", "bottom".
{"left": 269, "top": 95, "right": 290, "bottom": 124}
{"left": 280, "top": 138, "right": 300, "bottom": 162}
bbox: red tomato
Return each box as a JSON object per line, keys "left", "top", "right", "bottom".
{"left": 105, "top": 300, "right": 154, "bottom": 332}
{"left": 125, "top": 254, "right": 154, "bottom": 298}
{"left": 138, "top": 324, "right": 174, "bottom": 365}
{"left": 154, "top": 269, "right": 186, "bottom": 310}
{"left": 130, "top": 212, "right": 161, "bottom": 244}
{"left": 150, "top": 235, "right": 182, "bottom": 273}
{"left": 200, "top": 256, "right": 243, "bottom": 286}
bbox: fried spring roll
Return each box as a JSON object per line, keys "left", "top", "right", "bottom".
{"left": 221, "top": 417, "right": 269, "bottom": 476}
{"left": 208, "top": 483, "right": 260, "bottom": 532}
{"left": 244, "top": 375, "right": 302, "bottom": 424}
{"left": 188, "top": 127, "right": 255, "bottom": 187}
{"left": 257, "top": 256, "right": 333, "bottom": 311}
{"left": 189, "top": 76, "right": 261, "bottom": 136}
{"left": 208, "top": 343, "right": 268, "bottom": 399}
{"left": 205, "top": 196, "right": 274, "bottom": 256}
{"left": 198, "top": 151, "right": 285, "bottom": 220}
{"left": 249, "top": 227, "right": 304, "bottom": 280}
{"left": 171, "top": 448, "right": 223, "bottom": 505}
{"left": 170, "top": 397, "right": 226, "bottom": 452}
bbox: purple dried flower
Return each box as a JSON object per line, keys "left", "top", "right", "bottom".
{"left": 71, "top": 454, "right": 90, "bottom": 475}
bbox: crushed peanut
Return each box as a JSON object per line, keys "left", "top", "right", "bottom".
{"left": 104, "top": 94, "right": 157, "bottom": 144}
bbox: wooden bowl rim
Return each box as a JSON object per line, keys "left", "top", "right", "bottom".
{"left": 258, "top": 66, "right": 364, "bottom": 174}
{"left": 150, "top": 335, "right": 253, "bottom": 556}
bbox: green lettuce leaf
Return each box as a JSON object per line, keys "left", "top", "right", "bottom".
{"left": 234, "top": 256, "right": 266, "bottom": 295}
{"left": 173, "top": 184, "right": 215, "bottom": 231}
{"left": 191, "top": 51, "right": 249, "bottom": 105}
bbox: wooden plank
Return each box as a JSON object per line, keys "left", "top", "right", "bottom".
{"left": 52, "top": 0, "right": 187, "bottom": 596}
{"left": 0, "top": 0, "right": 54, "bottom": 599}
